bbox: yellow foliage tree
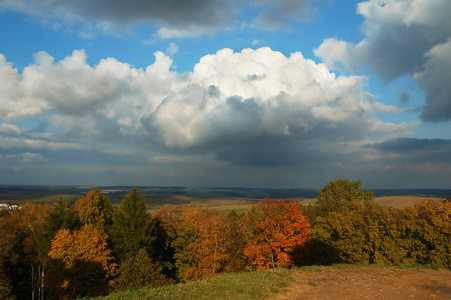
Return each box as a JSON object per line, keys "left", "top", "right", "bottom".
{"left": 74, "top": 188, "right": 112, "bottom": 232}
{"left": 46, "top": 225, "right": 116, "bottom": 300}
{"left": 182, "top": 207, "right": 230, "bottom": 281}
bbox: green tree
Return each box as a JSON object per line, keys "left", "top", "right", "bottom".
{"left": 170, "top": 224, "right": 196, "bottom": 282}
{"left": 114, "top": 248, "right": 173, "bottom": 291}
{"left": 109, "top": 187, "right": 160, "bottom": 262}
{"left": 304, "top": 179, "right": 375, "bottom": 225}
{"left": 317, "top": 179, "right": 375, "bottom": 214}
{"left": 155, "top": 204, "right": 197, "bottom": 282}
{"left": 305, "top": 196, "right": 451, "bottom": 267}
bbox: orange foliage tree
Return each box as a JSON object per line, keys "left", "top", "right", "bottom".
{"left": 46, "top": 225, "right": 116, "bottom": 300}
{"left": 156, "top": 205, "right": 243, "bottom": 282}
{"left": 190, "top": 210, "right": 248, "bottom": 276}
{"left": 182, "top": 207, "right": 230, "bottom": 281}
{"left": 244, "top": 198, "right": 310, "bottom": 270}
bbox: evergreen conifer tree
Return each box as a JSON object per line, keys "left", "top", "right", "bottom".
{"left": 109, "top": 187, "right": 159, "bottom": 262}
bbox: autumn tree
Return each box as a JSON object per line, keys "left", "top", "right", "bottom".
{"left": 222, "top": 211, "right": 248, "bottom": 273}
{"left": 181, "top": 207, "right": 231, "bottom": 281}
{"left": 155, "top": 204, "right": 245, "bottom": 282}
{"left": 37, "top": 198, "right": 80, "bottom": 267}
{"left": 155, "top": 204, "right": 186, "bottom": 225}
{"left": 4, "top": 202, "right": 51, "bottom": 300}
{"left": 46, "top": 225, "right": 116, "bottom": 300}
{"left": 409, "top": 200, "right": 451, "bottom": 266}
{"left": 74, "top": 188, "right": 113, "bottom": 232}
{"left": 0, "top": 216, "right": 15, "bottom": 299}
{"left": 244, "top": 198, "right": 310, "bottom": 270}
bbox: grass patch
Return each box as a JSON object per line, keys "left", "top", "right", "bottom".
{"left": 87, "top": 268, "right": 298, "bottom": 300}
{"left": 34, "top": 194, "right": 80, "bottom": 203}
{"left": 306, "top": 281, "right": 318, "bottom": 287}
{"left": 0, "top": 193, "right": 80, "bottom": 203}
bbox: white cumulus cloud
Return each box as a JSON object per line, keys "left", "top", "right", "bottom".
{"left": 315, "top": 0, "right": 451, "bottom": 121}
{"left": 137, "top": 47, "right": 410, "bottom": 167}
{"left": 1, "top": 47, "right": 409, "bottom": 167}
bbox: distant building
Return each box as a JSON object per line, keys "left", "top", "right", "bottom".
{"left": 0, "top": 203, "right": 20, "bottom": 211}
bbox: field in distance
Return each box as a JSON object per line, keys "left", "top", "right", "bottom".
{"left": 0, "top": 185, "right": 450, "bottom": 211}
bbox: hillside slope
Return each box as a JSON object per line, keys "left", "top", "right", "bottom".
{"left": 276, "top": 266, "right": 451, "bottom": 300}
{"left": 91, "top": 265, "right": 451, "bottom": 300}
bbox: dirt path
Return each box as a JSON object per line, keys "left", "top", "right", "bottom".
{"left": 275, "top": 266, "right": 451, "bottom": 300}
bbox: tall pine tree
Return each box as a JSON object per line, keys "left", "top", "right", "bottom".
{"left": 109, "top": 187, "right": 159, "bottom": 262}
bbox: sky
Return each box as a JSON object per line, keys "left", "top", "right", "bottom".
{"left": 0, "top": 0, "right": 450, "bottom": 189}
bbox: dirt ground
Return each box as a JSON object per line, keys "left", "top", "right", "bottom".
{"left": 275, "top": 266, "right": 451, "bottom": 300}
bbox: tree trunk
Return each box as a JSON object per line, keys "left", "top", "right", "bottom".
{"left": 39, "top": 265, "right": 45, "bottom": 300}
{"left": 269, "top": 251, "right": 276, "bottom": 269}
{"left": 31, "top": 265, "right": 35, "bottom": 300}
{"left": 264, "top": 234, "right": 276, "bottom": 269}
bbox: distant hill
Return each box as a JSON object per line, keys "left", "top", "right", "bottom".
{"left": 373, "top": 188, "right": 451, "bottom": 198}
{"left": 1, "top": 185, "right": 450, "bottom": 204}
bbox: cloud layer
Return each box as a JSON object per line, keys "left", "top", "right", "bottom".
{"left": 1, "top": 0, "right": 449, "bottom": 188}
{"left": 361, "top": 138, "right": 451, "bottom": 187}
{"left": 0, "top": 0, "right": 314, "bottom": 37}
{"left": 315, "top": 0, "right": 451, "bottom": 121}
{"left": 0, "top": 47, "right": 410, "bottom": 170}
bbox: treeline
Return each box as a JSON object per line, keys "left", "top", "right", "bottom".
{"left": 0, "top": 180, "right": 450, "bottom": 299}
{"left": 302, "top": 180, "right": 451, "bottom": 266}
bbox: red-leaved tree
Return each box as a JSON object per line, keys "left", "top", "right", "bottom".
{"left": 244, "top": 198, "right": 310, "bottom": 270}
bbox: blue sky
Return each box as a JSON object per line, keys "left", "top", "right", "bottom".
{"left": 0, "top": 0, "right": 450, "bottom": 189}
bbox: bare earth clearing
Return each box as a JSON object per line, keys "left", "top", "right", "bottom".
{"left": 275, "top": 266, "right": 451, "bottom": 300}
